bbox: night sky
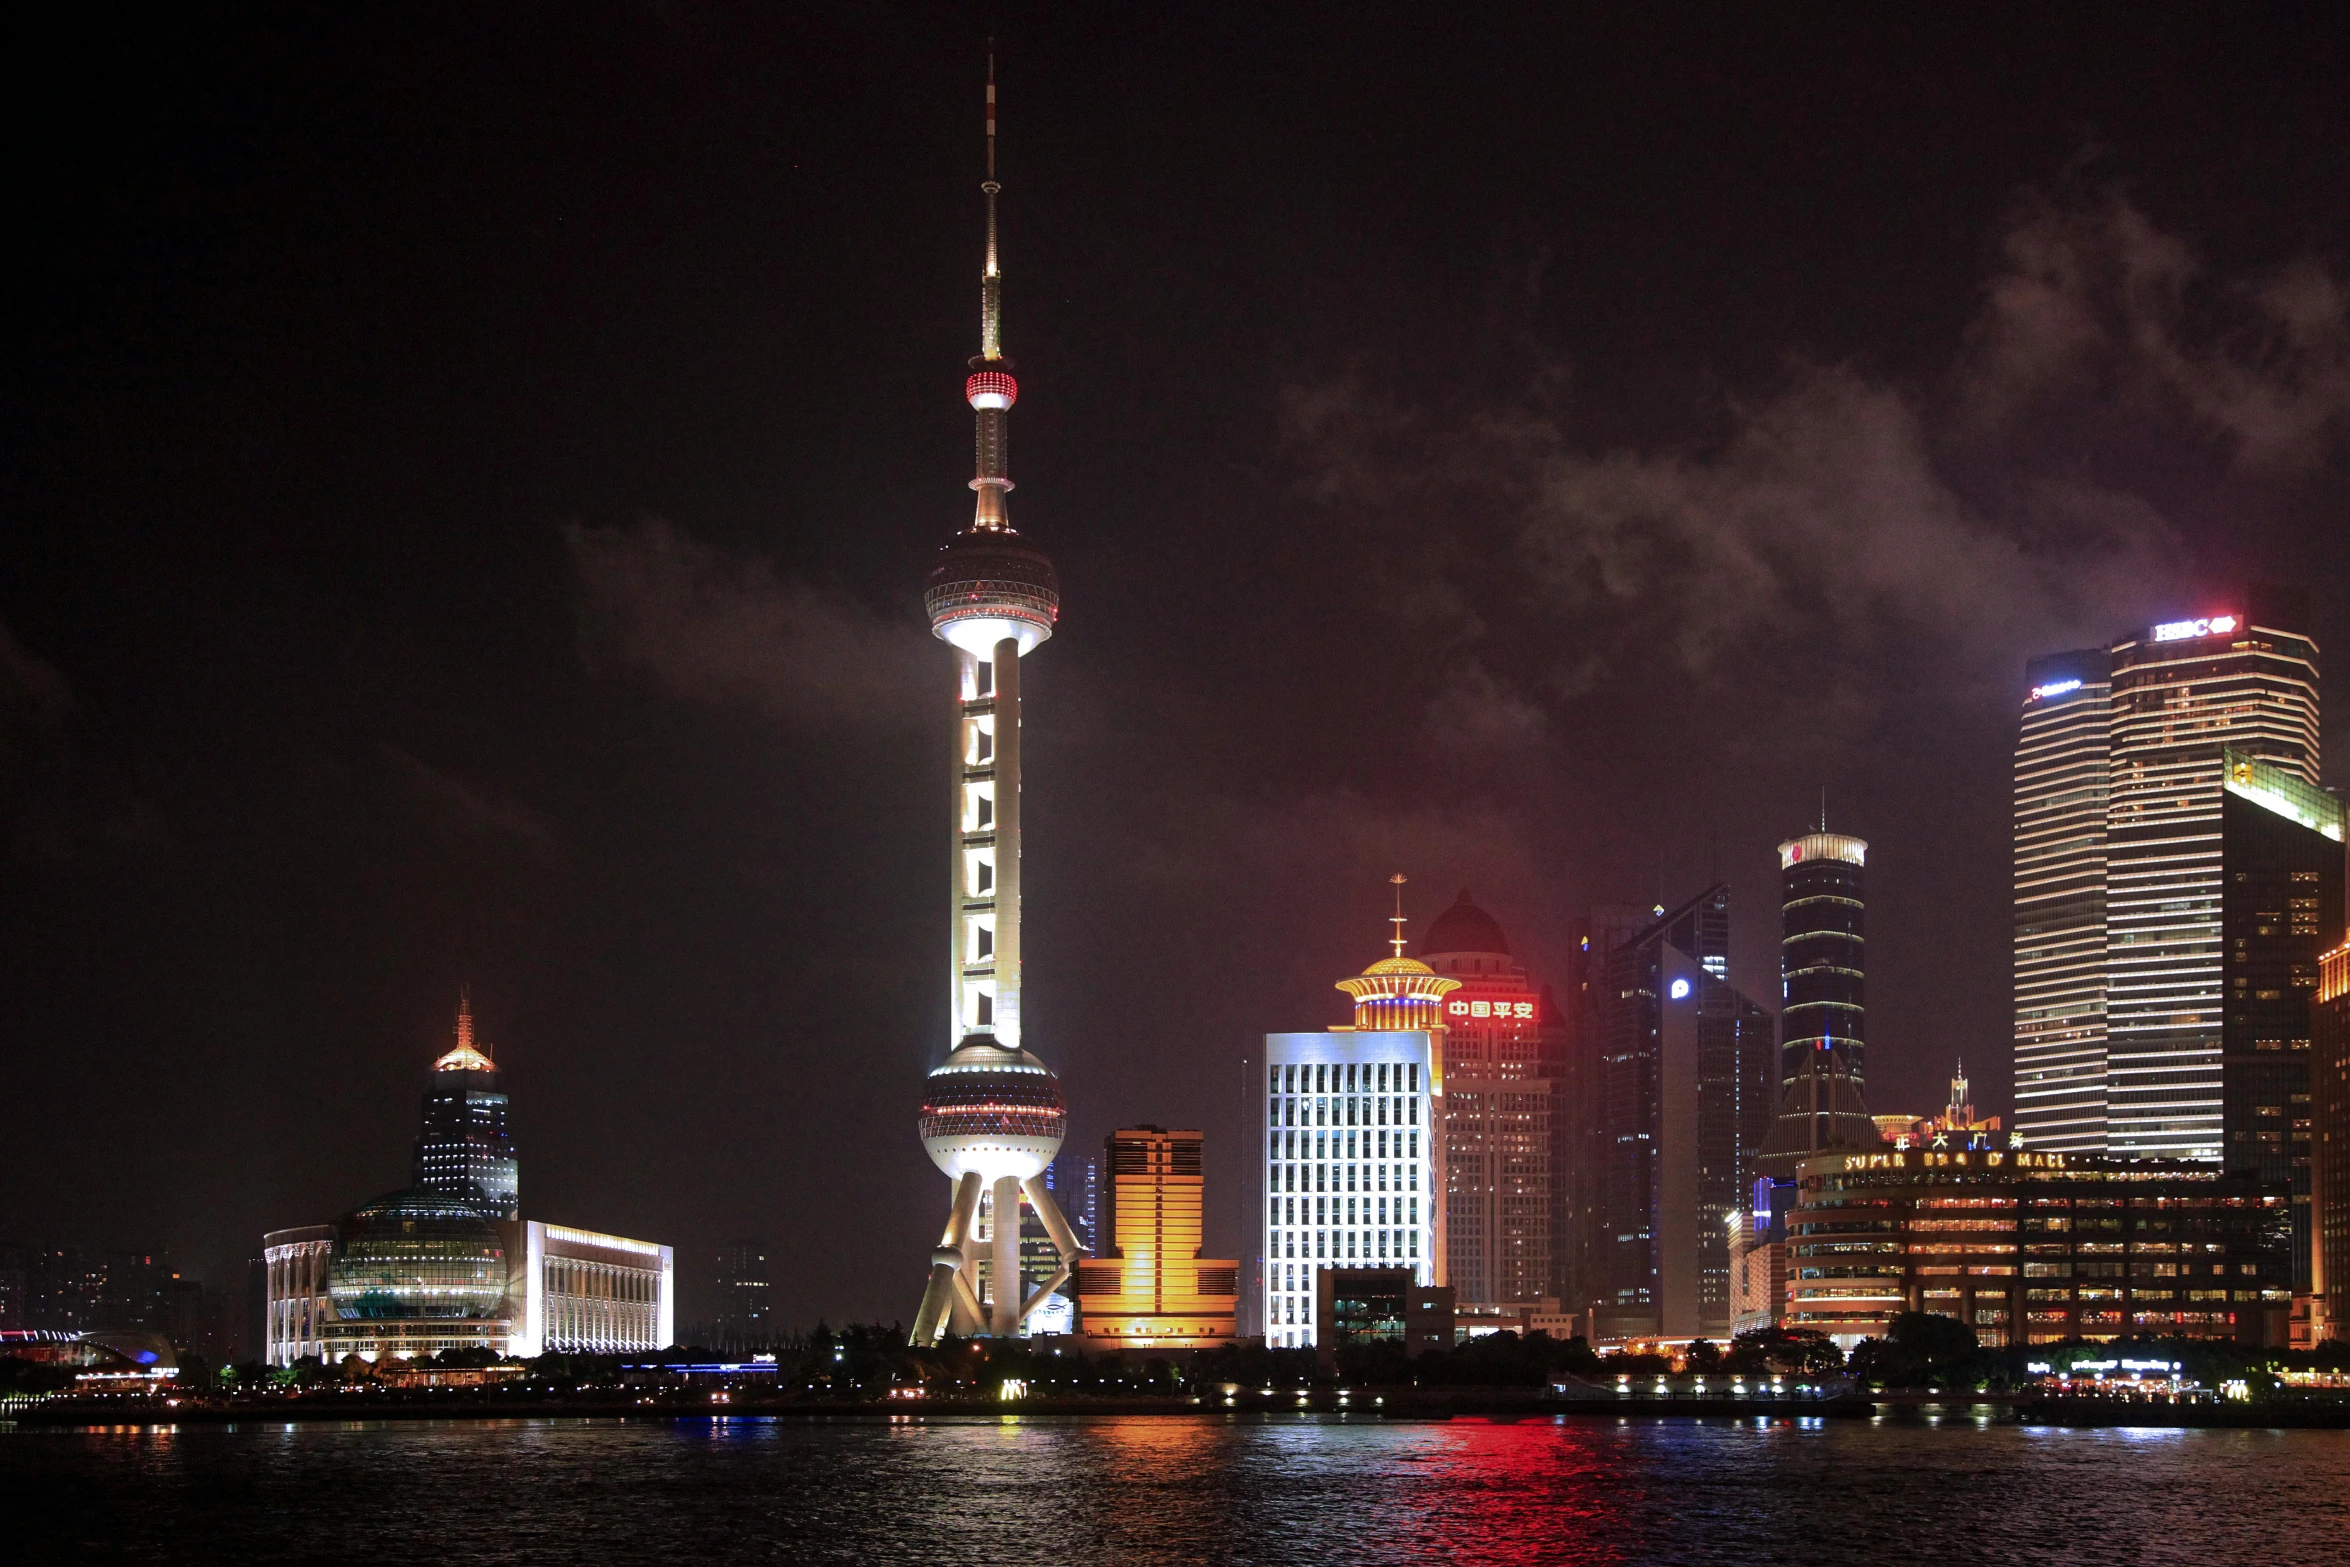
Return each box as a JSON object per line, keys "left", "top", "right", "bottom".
{"left": 6, "top": 4, "right": 2349, "bottom": 1331}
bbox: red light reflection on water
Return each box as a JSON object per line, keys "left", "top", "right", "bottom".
{"left": 1376, "top": 1419, "right": 1637, "bottom": 1566}
{"left": 1070, "top": 1415, "right": 1665, "bottom": 1565}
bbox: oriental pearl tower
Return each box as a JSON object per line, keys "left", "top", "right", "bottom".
{"left": 908, "top": 56, "right": 1086, "bottom": 1345}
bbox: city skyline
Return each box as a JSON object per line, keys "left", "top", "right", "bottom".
{"left": 6, "top": 9, "right": 2350, "bottom": 1333}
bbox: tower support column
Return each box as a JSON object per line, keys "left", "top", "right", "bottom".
{"left": 991, "top": 1173, "right": 1023, "bottom": 1336}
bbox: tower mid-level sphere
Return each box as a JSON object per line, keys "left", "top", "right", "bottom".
{"left": 909, "top": 56, "right": 1084, "bottom": 1347}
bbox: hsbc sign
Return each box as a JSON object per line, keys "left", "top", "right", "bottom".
{"left": 2151, "top": 614, "right": 2239, "bottom": 643}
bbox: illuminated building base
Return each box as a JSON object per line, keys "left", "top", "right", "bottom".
{"left": 264, "top": 1218, "right": 674, "bottom": 1366}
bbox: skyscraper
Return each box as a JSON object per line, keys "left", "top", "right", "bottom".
{"left": 1021, "top": 1154, "right": 1094, "bottom": 1333}
{"left": 2013, "top": 647, "right": 2114, "bottom": 1152}
{"left": 1591, "top": 885, "right": 1776, "bottom": 1341}
{"left": 713, "top": 1240, "right": 772, "bottom": 1353}
{"left": 1757, "top": 834, "right": 1881, "bottom": 1180}
{"left": 2219, "top": 749, "right": 2345, "bottom": 1291}
{"left": 1560, "top": 904, "right": 1652, "bottom": 1327}
{"left": 1073, "top": 1128, "right": 1239, "bottom": 1349}
{"left": 2102, "top": 592, "right": 2320, "bottom": 1161}
{"left": 1260, "top": 889, "right": 1451, "bottom": 1348}
{"left": 412, "top": 995, "right": 518, "bottom": 1219}
{"left": 907, "top": 59, "right": 1086, "bottom": 1346}
{"left": 1050, "top": 1153, "right": 1099, "bottom": 1255}
{"left": 1417, "top": 889, "right": 1563, "bottom": 1310}
{"left": 2313, "top": 939, "right": 2350, "bottom": 1342}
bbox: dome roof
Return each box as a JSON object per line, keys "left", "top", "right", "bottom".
{"left": 328, "top": 1189, "right": 509, "bottom": 1322}
{"left": 1418, "top": 889, "right": 1510, "bottom": 957}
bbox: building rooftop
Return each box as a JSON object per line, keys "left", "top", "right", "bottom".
{"left": 1417, "top": 889, "right": 1510, "bottom": 957}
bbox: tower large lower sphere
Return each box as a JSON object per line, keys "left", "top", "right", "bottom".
{"left": 908, "top": 57, "right": 1087, "bottom": 1346}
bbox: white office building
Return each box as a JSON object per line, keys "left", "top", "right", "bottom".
{"left": 1261, "top": 1032, "right": 1441, "bottom": 1347}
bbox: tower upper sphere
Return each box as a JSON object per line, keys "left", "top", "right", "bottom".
{"left": 925, "top": 530, "right": 1059, "bottom": 656}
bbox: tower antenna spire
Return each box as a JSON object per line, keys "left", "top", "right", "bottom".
{"left": 980, "top": 43, "right": 1001, "bottom": 360}
{"left": 1389, "top": 873, "right": 1410, "bottom": 959}
{"left": 960, "top": 42, "right": 1019, "bottom": 533}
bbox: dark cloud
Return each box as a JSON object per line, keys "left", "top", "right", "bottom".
{"left": 0, "top": 618, "right": 75, "bottom": 761}
{"left": 376, "top": 743, "right": 563, "bottom": 864}
{"left": 0, "top": 620, "right": 166, "bottom": 866}
{"left": 1280, "top": 193, "right": 2350, "bottom": 758}
{"left": 566, "top": 520, "right": 934, "bottom": 733}
{"left": 1965, "top": 193, "right": 2350, "bottom": 471}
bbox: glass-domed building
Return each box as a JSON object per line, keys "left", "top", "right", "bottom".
{"left": 328, "top": 1188, "right": 510, "bottom": 1322}
{"left": 260, "top": 997, "right": 678, "bottom": 1367}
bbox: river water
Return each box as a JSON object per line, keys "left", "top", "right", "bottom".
{"left": 4, "top": 1412, "right": 2345, "bottom": 1564}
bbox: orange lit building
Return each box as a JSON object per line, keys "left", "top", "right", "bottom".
{"left": 1074, "top": 1127, "right": 1238, "bottom": 1349}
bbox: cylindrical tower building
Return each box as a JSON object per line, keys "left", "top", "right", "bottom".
{"left": 909, "top": 57, "right": 1086, "bottom": 1346}
{"left": 1756, "top": 829, "right": 1883, "bottom": 1179}
{"left": 1779, "top": 831, "right": 1868, "bottom": 1083}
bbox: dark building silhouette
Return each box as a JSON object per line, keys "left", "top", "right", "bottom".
{"left": 1022, "top": 1153, "right": 1095, "bottom": 1330}
{"left": 0, "top": 1244, "right": 217, "bottom": 1353}
{"left": 2315, "top": 942, "right": 2350, "bottom": 1342}
{"left": 1586, "top": 885, "right": 1775, "bottom": 1341}
{"left": 2219, "top": 749, "right": 2345, "bottom": 1295}
{"left": 713, "top": 1240, "right": 773, "bottom": 1353}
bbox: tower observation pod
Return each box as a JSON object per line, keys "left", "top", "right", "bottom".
{"left": 910, "top": 55, "right": 1086, "bottom": 1347}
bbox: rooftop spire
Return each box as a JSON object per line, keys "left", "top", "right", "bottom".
{"left": 434, "top": 990, "right": 496, "bottom": 1074}
{"left": 1388, "top": 873, "right": 1410, "bottom": 959}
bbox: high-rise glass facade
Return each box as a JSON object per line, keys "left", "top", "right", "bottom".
{"left": 2013, "top": 648, "right": 2114, "bottom": 1151}
{"left": 413, "top": 998, "right": 518, "bottom": 1219}
{"left": 2105, "top": 596, "right": 2321, "bottom": 1161}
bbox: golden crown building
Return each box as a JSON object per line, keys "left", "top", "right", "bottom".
{"left": 1259, "top": 879, "right": 1455, "bottom": 1348}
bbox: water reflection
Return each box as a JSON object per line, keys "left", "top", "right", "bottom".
{"left": 4, "top": 1415, "right": 2348, "bottom": 1565}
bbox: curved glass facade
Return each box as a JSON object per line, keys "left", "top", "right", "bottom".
{"left": 329, "top": 1189, "right": 509, "bottom": 1321}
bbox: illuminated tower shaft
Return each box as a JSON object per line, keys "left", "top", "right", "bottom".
{"left": 952, "top": 641, "right": 1022, "bottom": 1051}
